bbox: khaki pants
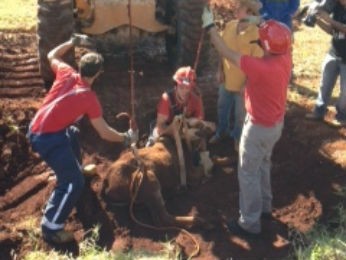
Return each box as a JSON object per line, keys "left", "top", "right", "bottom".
{"left": 237, "top": 115, "right": 283, "bottom": 233}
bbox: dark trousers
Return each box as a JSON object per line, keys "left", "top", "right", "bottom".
{"left": 28, "top": 126, "right": 84, "bottom": 231}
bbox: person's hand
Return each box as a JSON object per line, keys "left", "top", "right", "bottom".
{"left": 172, "top": 115, "right": 183, "bottom": 129}
{"left": 123, "top": 128, "right": 139, "bottom": 147}
{"left": 202, "top": 6, "right": 215, "bottom": 29}
{"left": 71, "top": 33, "right": 95, "bottom": 48}
{"left": 307, "top": 1, "right": 320, "bottom": 16}
{"left": 316, "top": 10, "right": 331, "bottom": 22}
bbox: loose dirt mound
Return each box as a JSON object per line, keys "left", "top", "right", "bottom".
{"left": 1, "top": 28, "right": 346, "bottom": 260}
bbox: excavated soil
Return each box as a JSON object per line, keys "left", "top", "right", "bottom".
{"left": 1, "top": 27, "right": 346, "bottom": 260}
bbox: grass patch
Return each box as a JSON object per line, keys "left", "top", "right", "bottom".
{"left": 23, "top": 226, "right": 181, "bottom": 260}
{"left": 291, "top": 0, "right": 340, "bottom": 105}
{"left": 290, "top": 203, "right": 346, "bottom": 260}
{"left": 0, "top": 0, "right": 36, "bottom": 31}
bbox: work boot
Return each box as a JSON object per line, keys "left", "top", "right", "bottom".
{"left": 211, "top": 156, "right": 236, "bottom": 167}
{"left": 42, "top": 229, "right": 75, "bottom": 244}
{"left": 82, "top": 164, "right": 97, "bottom": 176}
{"left": 226, "top": 219, "right": 261, "bottom": 239}
{"left": 329, "top": 118, "right": 346, "bottom": 128}
{"left": 208, "top": 134, "right": 222, "bottom": 145}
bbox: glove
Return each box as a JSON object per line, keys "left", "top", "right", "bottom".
{"left": 241, "top": 15, "right": 262, "bottom": 25}
{"left": 202, "top": 6, "right": 215, "bottom": 29}
{"left": 71, "top": 33, "right": 94, "bottom": 47}
{"left": 123, "top": 128, "right": 139, "bottom": 147}
{"left": 199, "top": 151, "right": 213, "bottom": 177}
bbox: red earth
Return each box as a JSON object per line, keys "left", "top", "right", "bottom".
{"left": 1, "top": 18, "right": 346, "bottom": 260}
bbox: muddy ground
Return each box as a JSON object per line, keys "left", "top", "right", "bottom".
{"left": 1, "top": 25, "right": 346, "bottom": 260}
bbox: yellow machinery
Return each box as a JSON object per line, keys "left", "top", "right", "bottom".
{"left": 37, "top": 0, "right": 208, "bottom": 88}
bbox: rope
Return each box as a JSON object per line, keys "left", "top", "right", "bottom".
{"left": 127, "top": 0, "right": 136, "bottom": 121}
{"left": 128, "top": 144, "right": 200, "bottom": 258}
{"left": 193, "top": 29, "right": 205, "bottom": 72}
{"left": 192, "top": 28, "right": 206, "bottom": 109}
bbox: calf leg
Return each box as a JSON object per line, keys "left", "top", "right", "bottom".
{"left": 140, "top": 170, "right": 202, "bottom": 228}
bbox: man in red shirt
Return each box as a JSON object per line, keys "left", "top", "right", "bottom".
{"left": 151, "top": 66, "right": 204, "bottom": 141}
{"left": 27, "top": 36, "right": 137, "bottom": 244}
{"left": 146, "top": 66, "right": 214, "bottom": 187}
{"left": 202, "top": 9, "right": 292, "bottom": 238}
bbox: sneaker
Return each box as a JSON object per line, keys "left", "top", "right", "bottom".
{"left": 82, "top": 164, "right": 97, "bottom": 175}
{"left": 329, "top": 118, "right": 346, "bottom": 128}
{"left": 42, "top": 229, "right": 75, "bottom": 244}
{"left": 211, "top": 156, "right": 236, "bottom": 166}
{"left": 305, "top": 112, "right": 324, "bottom": 121}
{"left": 226, "top": 219, "right": 261, "bottom": 239}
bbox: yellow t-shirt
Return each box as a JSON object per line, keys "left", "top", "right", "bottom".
{"left": 221, "top": 20, "right": 263, "bottom": 92}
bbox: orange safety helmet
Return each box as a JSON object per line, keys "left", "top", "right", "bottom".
{"left": 259, "top": 20, "right": 291, "bottom": 55}
{"left": 173, "top": 66, "right": 196, "bottom": 88}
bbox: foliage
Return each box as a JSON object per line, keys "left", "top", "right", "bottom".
{"left": 0, "top": 0, "right": 36, "bottom": 31}
{"left": 23, "top": 226, "right": 180, "bottom": 260}
{"left": 289, "top": 202, "right": 346, "bottom": 260}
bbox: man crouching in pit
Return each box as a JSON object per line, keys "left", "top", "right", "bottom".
{"left": 146, "top": 66, "right": 215, "bottom": 188}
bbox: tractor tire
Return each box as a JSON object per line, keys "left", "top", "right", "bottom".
{"left": 37, "top": 0, "right": 75, "bottom": 90}
{"left": 166, "top": 0, "right": 210, "bottom": 73}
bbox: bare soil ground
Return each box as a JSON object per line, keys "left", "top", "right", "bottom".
{"left": 1, "top": 26, "right": 346, "bottom": 259}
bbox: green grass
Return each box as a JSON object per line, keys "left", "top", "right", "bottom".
{"left": 0, "top": 0, "right": 36, "bottom": 31}
{"left": 23, "top": 226, "right": 181, "bottom": 260}
{"left": 291, "top": 204, "right": 346, "bottom": 260}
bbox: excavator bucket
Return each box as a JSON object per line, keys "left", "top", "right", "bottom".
{"left": 76, "top": 0, "right": 169, "bottom": 35}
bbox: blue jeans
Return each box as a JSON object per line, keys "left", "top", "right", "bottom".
{"left": 314, "top": 53, "right": 346, "bottom": 121}
{"left": 216, "top": 85, "right": 245, "bottom": 142}
{"left": 27, "top": 126, "right": 84, "bottom": 231}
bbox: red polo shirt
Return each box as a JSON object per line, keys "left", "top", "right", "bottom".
{"left": 157, "top": 90, "right": 204, "bottom": 124}
{"left": 30, "top": 62, "right": 102, "bottom": 134}
{"left": 240, "top": 53, "right": 292, "bottom": 126}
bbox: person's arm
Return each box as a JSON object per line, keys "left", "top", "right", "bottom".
{"left": 156, "top": 113, "right": 184, "bottom": 137}
{"left": 90, "top": 117, "right": 128, "bottom": 143}
{"left": 156, "top": 114, "right": 171, "bottom": 135}
{"left": 47, "top": 34, "right": 94, "bottom": 73}
{"left": 315, "top": 11, "right": 334, "bottom": 34}
{"left": 208, "top": 27, "right": 242, "bottom": 67}
{"left": 47, "top": 39, "right": 74, "bottom": 72}
{"left": 330, "top": 20, "right": 346, "bottom": 34}
{"left": 202, "top": 7, "right": 242, "bottom": 67}
{"left": 318, "top": 10, "right": 346, "bottom": 33}
{"left": 216, "top": 58, "right": 225, "bottom": 84}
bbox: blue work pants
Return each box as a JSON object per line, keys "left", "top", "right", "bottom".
{"left": 28, "top": 126, "right": 84, "bottom": 231}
